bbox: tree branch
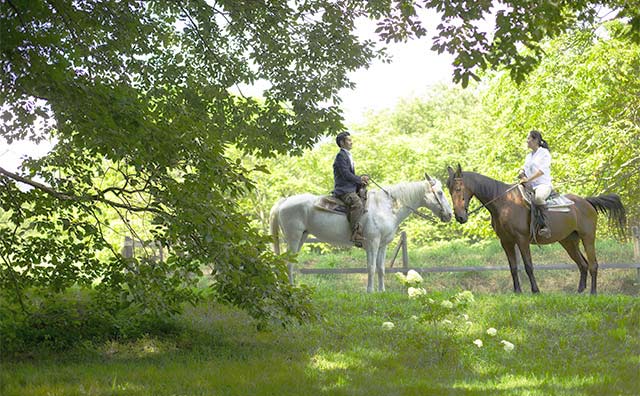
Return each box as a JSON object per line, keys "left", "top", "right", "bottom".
{"left": 0, "top": 166, "right": 166, "bottom": 216}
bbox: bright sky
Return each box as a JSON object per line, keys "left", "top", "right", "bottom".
{"left": 341, "top": 15, "right": 455, "bottom": 125}
{"left": 0, "top": 11, "right": 455, "bottom": 173}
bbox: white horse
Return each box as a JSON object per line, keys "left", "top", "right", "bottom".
{"left": 269, "top": 174, "right": 453, "bottom": 292}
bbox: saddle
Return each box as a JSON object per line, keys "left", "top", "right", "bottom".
{"left": 314, "top": 187, "right": 368, "bottom": 215}
{"left": 314, "top": 195, "right": 348, "bottom": 215}
{"left": 517, "top": 185, "right": 574, "bottom": 212}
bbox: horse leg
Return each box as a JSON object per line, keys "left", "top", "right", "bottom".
{"left": 500, "top": 239, "right": 522, "bottom": 293}
{"left": 516, "top": 241, "right": 540, "bottom": 293}
{"left": 376, "top": 244, "right": 388, "bottom": 292}
{"left": 582, "top": 235, "right": 599, "bottom": 295}
{"left": 558, "top": 234, "right": 588, "bottom": 293}
{"left": 285, "top": 231, "right": 307, "bottom": 285}
{"left": 365, "top": 239, "right": 380, "bottom": 293}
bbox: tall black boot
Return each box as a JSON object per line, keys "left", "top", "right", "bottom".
{"left": 537, "top": 204, "right": 551, "bottom": 238}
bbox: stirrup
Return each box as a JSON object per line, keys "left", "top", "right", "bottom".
{"left": 538, "top": 227, "right": 551, "bottom": 238}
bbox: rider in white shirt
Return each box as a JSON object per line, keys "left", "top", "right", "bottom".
{"left": 519, "top": 130, "right": 553, "bottom": 238}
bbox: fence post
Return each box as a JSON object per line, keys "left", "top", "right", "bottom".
{"left": 401, "top": 231, "right": 409, "bottom": 272}
{"left": 632, "top": 226, "right": 640, "bottom": 283}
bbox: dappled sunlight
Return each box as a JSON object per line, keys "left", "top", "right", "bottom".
{"left": 456, "top": 373, "right": 602, "bottom": 394}
{"left": 306, "top": 347, "right": 391, "bottom": 392}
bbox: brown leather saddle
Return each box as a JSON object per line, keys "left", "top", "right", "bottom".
{"left": 314, "top": 196, "right": 348, "bottom": 215}
{"left": 314, "top": 188, "right": 368, "bottom": 215}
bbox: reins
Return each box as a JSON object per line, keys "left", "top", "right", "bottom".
{"left": 465, "top": 182, "right": 520, "bottom": 216}
{"left": 368, "top": 177, "right": 437, "bottom": 221}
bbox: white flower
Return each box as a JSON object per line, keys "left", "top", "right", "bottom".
{"left": 442, "top": 319, "right": 453, "bottom": 326}
{"left": 440, "top": 300, "right": 454, "bottom": 309}
{"left": 382, "top": 322, "right": 395, "bottom": 330}
{"left": 456, "top": 290, "right": 475, "bottom": 303}
{"left": 486, "top": 328, "right": 498, "bottom": 337}
{"left": 407, "top": 287, "right": 427, "bottom": 299}
{"left": 473, "top": 339, "right": 483, "bottom": 348}
{"left": 406, "top": 270, "right": 423, "bottom": 284}
{"left": 500, "top": 340, "right": 515, "bottom": 352}
{"left": 465, "top": 321, "right": 473, "bottom": 327}
{"left": 460, "top": 314, "right": 469, "bottom": 321}
{"left": 410, "top": 315, "right": 419, "bottom": 321}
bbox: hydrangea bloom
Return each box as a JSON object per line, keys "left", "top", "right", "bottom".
{"left": 455, "top": 290, "right": 475, "bottom": 304}
{"left": 406, "top": 270, "right": 423, "bottom": 284}
{"left": 382, "top": 322, "right": 395, "bottom": 330}
{"left": 407, "top": 287, "right": 427, "bottom": 299}
{"left": 441, "top": 300, "right": 454, "bottom": 309}
{"left": 486, "top": 327, "right": 497, "bottom": 336}
{"left": 501, "top": 340, "right": 515, "bottom": 351}
{"left": 473, "top": 339, "right": 483, "bottom": 348}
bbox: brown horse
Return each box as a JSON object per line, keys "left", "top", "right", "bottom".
{"left": 446, "top": 164, "right": 626, "bottom": 294}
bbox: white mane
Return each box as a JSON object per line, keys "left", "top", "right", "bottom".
{"left": 371, "top": 180, "right": 427, "bottom": 207}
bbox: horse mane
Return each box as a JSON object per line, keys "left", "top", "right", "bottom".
{"left": 464, "top": 172, "right": 511, "bottom": 200}
{"left": 372, "top": 180, "right": 426, "bottom": 207}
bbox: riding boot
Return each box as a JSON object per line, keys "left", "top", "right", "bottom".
{"left": 351, "top": 223, "right": 365, "bottom": 248}
{"left": 537, "top": 205, "right": 551, "bottom": 238}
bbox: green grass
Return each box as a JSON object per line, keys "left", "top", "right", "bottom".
{"left": 2, "top": 238, "right": 638, "bottom": 395}
{"left": 2, "top": 285, "right": 639, "bottom": 396}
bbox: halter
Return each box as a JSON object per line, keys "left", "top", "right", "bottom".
{"left": 369, "top": 177, "right": 444, "bottom": 221}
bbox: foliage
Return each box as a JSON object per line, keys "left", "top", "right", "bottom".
{"left": 483, "top": 22, "right": 640, "bottom": 224}
{"left": 0, "top": 289, "right": 179, "bottom": 355}
{"left": 2, "top": 0, "right": 388, "bottom": 323}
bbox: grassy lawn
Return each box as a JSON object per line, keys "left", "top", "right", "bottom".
{"left": 2, "top": 238, "right": 638, "bottom": 396}
{"left": 2, "top": 287, "right": 639, "bottom": 395}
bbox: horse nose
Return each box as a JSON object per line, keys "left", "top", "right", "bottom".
{"left": 442, "top": 212, "right": 452, "bottom": 222}
{"left": 455, "top": 214, "right": 467, "bottom": 224}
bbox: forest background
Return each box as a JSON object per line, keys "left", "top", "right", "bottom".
{"left": 237, "top": 23, "right": 639, "bottom": 248}
{"left": 1, "top": 2, "right": 638, "bottom": 340}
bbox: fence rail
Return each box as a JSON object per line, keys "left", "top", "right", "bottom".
{"left": 298, "top": 262, "right": 640, "bottom": 275}
{"left": 300, "top": 226, "right": 640, "bottom": 282}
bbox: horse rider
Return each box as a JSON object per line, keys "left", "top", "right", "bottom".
{"left": 333, "top": 131, "right": 369, "bottom": 247}
{"left": 519, "top": 129, "right": 553, "bottom": 238}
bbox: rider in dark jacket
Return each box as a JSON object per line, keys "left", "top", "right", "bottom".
{"left": 333, "top": 131, "right": 369, "bottom": 247}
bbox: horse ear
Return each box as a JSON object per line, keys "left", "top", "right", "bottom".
{"left": 456, "top": 163, "right": 462, "bottom": 177}
{"left": 447, "top": 166, "right": 454, "bottom": 178}
{"left": 425, "top": 173, "right": 436, "bottom": 186}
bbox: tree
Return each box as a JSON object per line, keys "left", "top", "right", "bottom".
{"left": 1, "top": 1, "right": 637, "bottom": 323}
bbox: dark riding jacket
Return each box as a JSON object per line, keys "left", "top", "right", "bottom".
{"left": 333, "top": 148, "right": 364, "bottom": 196}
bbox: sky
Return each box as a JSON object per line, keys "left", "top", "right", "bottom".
{"left": 1, "top": 11, "right": 456, "bottom": 173}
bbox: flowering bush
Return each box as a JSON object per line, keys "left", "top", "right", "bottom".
{"left": 407, "top": 287, "right": 427, "bottom": 299}
{"left": 395, "top": 270, "right": 424, "bottom": 287}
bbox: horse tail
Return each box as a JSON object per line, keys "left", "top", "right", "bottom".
{"left": 269, "top": 198, "right": 285, "bottom": 255}
{"left": 585, "top": 194, "right": 627, "bottom": 238}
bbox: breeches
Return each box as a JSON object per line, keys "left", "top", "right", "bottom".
{"left": 533, "top": 185, "right": 552, "bottom": 205}
{"left": 338, "top": 192, "right": 364, "bottom": 230}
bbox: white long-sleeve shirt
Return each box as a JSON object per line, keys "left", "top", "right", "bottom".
{"left": 523, "top": 147, "right": 552, "bottom": 188}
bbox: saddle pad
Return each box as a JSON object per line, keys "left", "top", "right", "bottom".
{"left": 517, "top": 185, "right": 574, "bottom": 212}
{"left": 314, "top": 195, "right": 347, "bottom": 215}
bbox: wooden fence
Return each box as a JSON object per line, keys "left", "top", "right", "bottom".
{"left": 299, "top": 227, "right": 640, "bottom": 282}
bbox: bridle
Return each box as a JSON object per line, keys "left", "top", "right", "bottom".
{"left": 453, "top": 177, "right": 519, "bottom": 216}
